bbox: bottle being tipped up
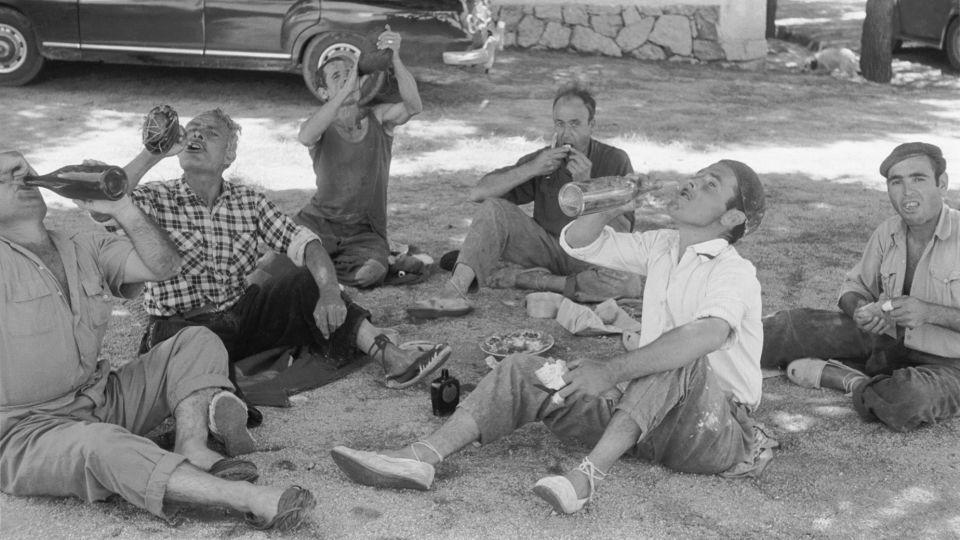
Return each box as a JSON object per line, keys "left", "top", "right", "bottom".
{"left": 557, "top": 173, "right": 680, "bottom": 218}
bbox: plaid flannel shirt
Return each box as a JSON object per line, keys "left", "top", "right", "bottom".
{"left": 125, "top": 178, "right": 313, "bottom": 317}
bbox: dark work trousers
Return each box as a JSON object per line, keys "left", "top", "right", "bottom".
{"left": 762, "top": 308, "right": 960, "bottom": 431}
{"left": 139, "top": 267, "right": 371, "bottom": 424}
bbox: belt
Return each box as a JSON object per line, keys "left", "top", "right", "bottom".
{"left": 181, "top": 302, "right": 221, "bottom": 319}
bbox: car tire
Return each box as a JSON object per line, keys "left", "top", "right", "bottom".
{"left": 946, "top": 18, "right": 960, "bottom": 71}
{"left": 0, "top": 7, "right": 43, "bottom": 86}
{"left": 301, "top": 31, "right": 385, "bottom": 105}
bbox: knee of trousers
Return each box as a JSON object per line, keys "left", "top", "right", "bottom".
{"left": 160, "top": 326, "right": 230, "bottom": 379}
{"left": 475, "top": 197, "right": 516, "bottom": 224}
{"left": 852, "top": 374, "right": 935, "bottom": 431}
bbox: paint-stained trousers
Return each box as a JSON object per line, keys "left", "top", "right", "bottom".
{"left": 0, "top": 327, "right": 231, "bottom": 518}
{"left": 762, "top": 308, "right": 960, "bottom": 431}
{"left": 459, "top": 354, "right": 760, "bottom": 475}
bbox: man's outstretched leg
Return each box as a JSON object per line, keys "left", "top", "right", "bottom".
{"left": 330, "top": 354, "right": 614, "bottom": 491}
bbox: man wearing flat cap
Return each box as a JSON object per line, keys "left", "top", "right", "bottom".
{"left": 329, "top": 160, "right": 777, "bottom": 515}
{"left": 763, "top": 142, "right": 960, "bottom": 432}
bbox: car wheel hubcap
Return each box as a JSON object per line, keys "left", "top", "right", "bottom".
{"left": 0, "top": 23, "right": 27, "bottom": 74}
{"left": 316, "top": 42, "right": 361, "bottom": 71}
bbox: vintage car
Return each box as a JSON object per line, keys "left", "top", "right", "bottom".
{"left": 894, "top": 0, "right": 960, "bottom": 69}
{"left": 0, "top": 0, "right": 473, "bottom": 101}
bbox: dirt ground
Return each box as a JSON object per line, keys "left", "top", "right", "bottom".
{"left": 1, "top": 5, "right": 960, "bottom": 538}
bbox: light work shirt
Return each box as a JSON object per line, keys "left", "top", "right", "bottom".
{"left": 560, "top": 226, "right": 763, "bottom": 409}
{"left": 840, "top": 206, "right": 960, "bottom": 358}
{"left": 0, "top": 231, "right": 135, "bottom": 436}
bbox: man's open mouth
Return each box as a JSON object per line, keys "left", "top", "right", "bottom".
{"left": 902, "top": 200, "right": 920, "bottom": 210}
{"left": 185, "top": 141, "right": 204, "bottom": 152}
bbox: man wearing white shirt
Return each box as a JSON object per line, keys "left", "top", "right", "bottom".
{"left": 327, "top": 160, "right": 774, "bottom": 515}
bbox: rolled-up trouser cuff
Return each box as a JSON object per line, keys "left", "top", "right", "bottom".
{"left": 145, "top": 452, "right": 188, "bottom": 519}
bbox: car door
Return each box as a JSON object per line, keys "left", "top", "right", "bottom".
{"left": 896, "top": 0, "right": 953, "bottom": 41}
{"left": 78, "top": 0, "right": 203, "bottom": 56}
{"left": 204, "top": 0, "right": 294, "bottom": 60}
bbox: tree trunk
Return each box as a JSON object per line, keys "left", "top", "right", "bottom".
{"left": 766, "top": 0, "right": 778, "bottom": 39}
{"left": 860, "top": 0, "right": 895, "bottom": 83}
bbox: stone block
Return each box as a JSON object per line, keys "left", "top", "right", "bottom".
{"left": 622, "top": 6, "right": 643, "bottom": 26}
{"left": 503, "top": 31, "right": 517, "bottom": 48}
{"left": 516, "top": 15, "right": 545, "bottom": 48}
{"left": 663, "top": 5, "right": 698, "bottom": 17}
{"left": 629, "top": 43, "right": 666, "bottom": 60}
{"left": 586, "top": 5, "right": 622, "bottom": 16}
{"left": 534, "top": 5, "right": 563, "bottom": 21}
{"left": 570, "top": 25, "right": 622, "bottom": 57}
{"left": 498, "top": 6, "right": 525, "bottom": 29}
{"left": 694, "top": 11, "right": 718, "bottom": 41}
{"left": 696, "top": 6, "right": 719, "bottom": 24}
{"left": 637, "top": 6, "right": 663, "bottom": 17}
{"left": 693, "top": 39, "right": 725, "bottom": 61}
{"left": 648, "top": 14, "right": 692, "bottom": 56}
{"left": 591, "top": 13, "right": 624, "bottom": 38}
{"left": 616, "top": 19, "right": 655, "bottom": 52}
{"left": 522, "top": 5, "right": 535, "bottom": 16}
{"left": 563, "top": 5, "right": 589, "bottom": 26}
{"left": 539, "top": 20, "right": 572, "bottom": 49}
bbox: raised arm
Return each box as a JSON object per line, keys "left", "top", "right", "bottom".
{"left": 470, "top": 146, "right": 569, "bottom": 202}
{"left": 298, "top": 60, "right": 358, "bottom": 146}
{"left": 73, "top": 197, "right": 181, "bottom": 282}
{"left": 373, "top": 28, "right": 423, "bottom": 129}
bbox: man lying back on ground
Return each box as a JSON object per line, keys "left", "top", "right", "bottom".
{"left": 0, "top": 150, "right": 314, "bottom": 531}
{"left": 763, "top": 142, "right": 960, "bottom": 431}
{"left": 331, "top": 160, "right": 776, "bottom": 514}
{"left": 120, "top": 108, "right": 451, "bottom": 427}
{"left": 407, "top": 84, "right": 642, "bottom": 319}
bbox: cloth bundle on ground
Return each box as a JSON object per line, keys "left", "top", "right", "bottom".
{"left": 383, "top": 246, "right": 435, "bottom": 286}
{"left": 555, "top": 297, "right": 643, "bottom": 349}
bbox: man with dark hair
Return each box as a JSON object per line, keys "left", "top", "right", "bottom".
{"left": 332, "top": 160, "right": 775, "bottom": 515}
{"left": 763, "top": 142, "right": 960, "bottom": 432}
{"left": 295, "top": 26, "right": 422, "bottom": 288}
{"left": 0, "top": 150, "right": 314, "bottom": 531}
{"left": 409, "top": 85, "right": 641, "bottom": 318}
{"left": 119, "top": 108, "right": 451, "bottom": 427}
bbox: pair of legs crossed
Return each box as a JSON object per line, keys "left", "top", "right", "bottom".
{"left": 762, "top": 308, "right": 960, "bottom": 431}
{"left": 333, "top": 354, "right": 766, "bottom": 510}
{"left": 0, "top": 327, "right": 312, "bottom": 529}
{"left": 421, "top": 198, "right": 643, "bottom": 314}
{"left": 143, "top": 265, "right": 452, "bottom": 407}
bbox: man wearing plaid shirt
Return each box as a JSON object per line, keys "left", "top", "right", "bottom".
{"left": 119, "top": 109, "right": 452, "bottom": 428}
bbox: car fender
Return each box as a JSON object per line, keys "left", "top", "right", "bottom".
{"left": 281, "top": 0, "right": 321, "bottom": 58}
{"left": 0, "top": 0, "right": 80, "bottom": 59}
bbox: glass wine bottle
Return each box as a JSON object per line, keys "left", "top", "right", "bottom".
{"left": 24, "top": 164, "right": 128, "bottom": 201}
{"left": 558, "top": 175, "right": 679, "bottom": 218}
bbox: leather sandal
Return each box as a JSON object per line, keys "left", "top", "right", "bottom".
{"left": 245, "top": 485, "right": 316, "bottom": 532}
{"left": 209, "top": 391, "right": 257, "bottom": 457}
{"left": 787, "top": 358, "right": 866, "bottom": 393}
{"left": 208, "top": 457, "right": 259, "bottom": 483}
{"left": 386, "top": 344, "right": 453, "bottom": 389}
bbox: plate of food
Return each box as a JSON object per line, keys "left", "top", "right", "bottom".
{"left": 480, "top": 329, "right": 555, "bottom": 358}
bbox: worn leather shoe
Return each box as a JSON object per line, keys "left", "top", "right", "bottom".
{"left": 331, "top": 446, "right": 434, "bottom": 490}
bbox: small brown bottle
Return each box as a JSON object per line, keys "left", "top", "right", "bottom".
{"left": 24, "top": 164, "right": 128, "bottom": 201}
{"left": 430, "top": 369, "right": 460, "bottom": 417}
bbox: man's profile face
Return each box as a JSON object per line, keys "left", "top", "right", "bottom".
{"left": 668, "top": 162, "right": 740, "bottom": 229}
{"left": 178, "top": 113, "right": 235, "bottom": 174}
{"left": 0, "top": 156, "right": 46, "bottom": 225}
{"left": 552, "top": 96, "right": 594, "bottom": 153}
{"left": 885, "top": 155, "right": 946, "bottom": 228}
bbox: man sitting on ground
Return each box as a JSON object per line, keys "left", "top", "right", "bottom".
{"left": 763, "top": 142, "right": 960, "bottom": 432}
{"left": 0, "top": 150, "right": 314, "bottom": 531}
{"left": 332, "top": 160, "right": 775, "bottom": 514}
{"left": 120, "top": 108, "right": 451, "bottom": 427}
{"left": 294, "top": 26, "right": 422, "bottom": 288}
{"left": 408, "top": 84, "right": 642, "bottom": 319}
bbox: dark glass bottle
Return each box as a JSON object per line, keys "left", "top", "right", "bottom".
{"left": 24, "top": 164, "right": 128, "bottom": 201}
{"left": 430, "top": 369, "right": 460, "bottom": 417}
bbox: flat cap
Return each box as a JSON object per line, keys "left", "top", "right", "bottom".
{"left": 879, "top": 142, "right": 946, "bottom": 178}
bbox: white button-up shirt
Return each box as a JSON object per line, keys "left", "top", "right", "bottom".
{"left": 560, "top": 225, "right": 763, "bottom": 409}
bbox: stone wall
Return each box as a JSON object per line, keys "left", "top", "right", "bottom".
{"left": 491, "top": 0, "right": 767, "bottom": 63}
